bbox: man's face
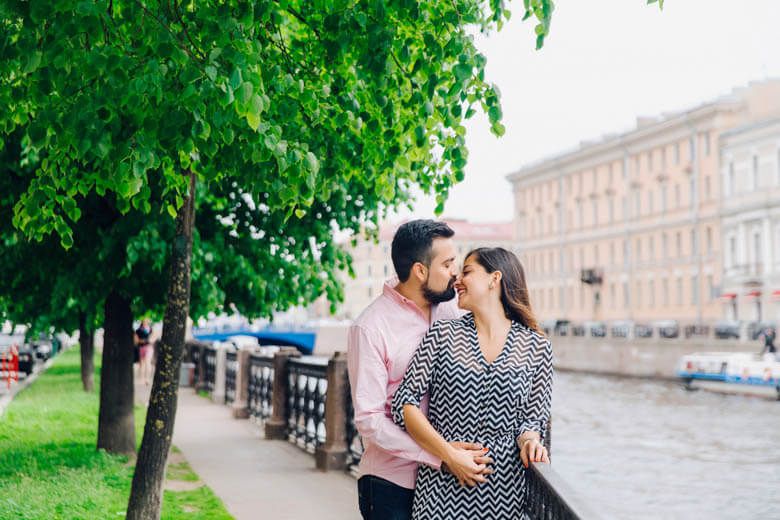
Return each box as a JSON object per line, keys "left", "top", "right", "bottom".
{"left": 421, "top": 237, "right": 458, "bottom": 304}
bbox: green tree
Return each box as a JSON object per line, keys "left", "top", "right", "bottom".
{"left": 1, "top": 0, "right": 659, "bottom": 517}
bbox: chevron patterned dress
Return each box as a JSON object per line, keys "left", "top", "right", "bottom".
{"left": 392, "top": 314, "right": 553, "bottom": 520}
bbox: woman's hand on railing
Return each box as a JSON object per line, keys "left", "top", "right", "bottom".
{"left": 520, "top": 438, "right": 549, "bottom": 469}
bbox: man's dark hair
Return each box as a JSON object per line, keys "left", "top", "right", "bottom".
{"left": 391, "top": 219, "right": 455, "bottom": 282}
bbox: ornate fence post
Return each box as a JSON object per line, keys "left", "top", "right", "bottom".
{"left": 315, "top": 352, "right": 349, "bottom": 471}
{"left": 195, "top": 342, "right": 208, "bottom": 393}
{"left": 212, "top": 346, "right": 227, "bottom": 403}
{"left": 265, "top": 347, "right": 301, "bottom": 440}
{"left": 231, "top": 349, "right": 251, "bottom": 419}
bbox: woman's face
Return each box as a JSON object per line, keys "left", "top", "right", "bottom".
{"left": 454, "top": 255, "right": 496, "bottom": 311}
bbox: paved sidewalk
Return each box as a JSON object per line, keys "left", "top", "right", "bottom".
{"left": 141, "top": 384, "right": 360, "bottom": 520}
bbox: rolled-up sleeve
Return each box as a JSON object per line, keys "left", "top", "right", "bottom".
{"left": 517, "top": 338, "right": 553, "bottom": 443}
{"left": 347, "top": 324, "right": 440, "bottom": 467}
{"left": 391, "top": 321, "right": 444, "bottom": 430}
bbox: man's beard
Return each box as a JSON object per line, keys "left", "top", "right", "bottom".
{"left": 422, "top": 277, "right": 456, "bottom": 304}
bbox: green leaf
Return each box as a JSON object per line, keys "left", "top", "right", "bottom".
{"left": 236, "top": 82, "right": 253, "bottom": 106}
{"left": 205, "top": 65, "right": 217, "bottom": 81}
{"left": 166, "top": 204, "right": 178, "bottom": 218}
{"left": 229, "top": 67, "right": 243, "bottom": 90}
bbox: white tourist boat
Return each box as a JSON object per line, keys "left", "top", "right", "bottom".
{"left": 676, "top": 352, "right": 780, "bottom": 400}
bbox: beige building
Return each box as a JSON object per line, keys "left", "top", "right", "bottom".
{"left": 335, "top": 218, "right": 514, "bottom": 320}
{"left": 719, "top": 117, "right": 780, "bottom": 323}
{"left": 507, "top": 80, "right": 780, "bottom": 326}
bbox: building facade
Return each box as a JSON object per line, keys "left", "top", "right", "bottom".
{"left": 335, "top": 218, "right": 514, "bottom": 320}
{"left": 507, "top": 80, "right": 780, "bottom": 326}
{"left": 719, "top": 117, "right": 780, "bottom": 323}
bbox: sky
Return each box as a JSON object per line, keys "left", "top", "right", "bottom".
{"left": 392, "top": 0, "right": 780, "bottom": 223}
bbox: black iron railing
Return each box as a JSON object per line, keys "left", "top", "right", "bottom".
{"left": 286, "top": 357, "right": 328, "bottom": 454}
{"left": 248, "top": 354, "right": 274, "bottom": 422}
{"left": 526, "top": 462, "right": 601, "bottom": 520}
{"left": 225, "top": 350, "right": 237, "bottom": 404}
{"left": 190, "top": 344, "right": 200, "bottom": 369}
{"left": 345, "top": 389, "right": 363, "bottom": 475}
{"left": 204, "top": 346, "right": 217, "bottom": 393}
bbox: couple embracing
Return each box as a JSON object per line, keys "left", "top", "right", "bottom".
{"left": 347, "top": 219, "right": 553, "bottom": 520}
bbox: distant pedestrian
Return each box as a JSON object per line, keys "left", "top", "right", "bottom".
{"left": 760, "top": 326, "right": 776, "bottom": 358}
{"left": 134, "top": 318, "right": 154, "bottom": 385}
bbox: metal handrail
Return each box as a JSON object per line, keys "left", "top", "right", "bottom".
{"left": 526, "top": 462, "right": 602, "bottom": 520}
{"left": 286, "top": 357, "right": 328, "bottom": 454}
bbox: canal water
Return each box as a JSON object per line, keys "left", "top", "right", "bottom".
{"left": 552, "top": 372, "right": 780, "bottom": 519}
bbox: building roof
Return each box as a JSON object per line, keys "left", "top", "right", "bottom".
{"left": 379, "top": 218, "right": 513, "bottom": 242}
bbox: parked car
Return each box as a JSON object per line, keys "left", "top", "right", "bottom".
{"left": 540, "top": 319, "right": 571, "bottom": 337}
{"left": 713, "top": 320, "right": 741, "bottom": 340}
{"left": 17, "top": 344, "right": 35, "bottom": 376}
{"left": 571, "top": 323, "right": 586, "bottom": 337}
{"left": 634, "top": 323, "right": 654, "bottom": 338}
{"left": 610, "top": 320, "right": 634, "bottom": 338}
{"left": 654, "top": 320, "right": 680, "bottom": 339}
{"left": 584, "top": 321, "right": 607, "bottom": 337}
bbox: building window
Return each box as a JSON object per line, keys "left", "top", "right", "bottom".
{"left": 729, "top": 236, "right": 737, "bottom": 268}
{"left": 594, "top": 244, "right": 600, "bottom": 265}
{"left": 622, "top": 196, "right": 628, "bottom": 220}
{"left": 706, "top": 227, "right": 712, "bottom": 255}
{"left": 610, "top": 283, "right": 616, "bottom": 309}
{"left": 649, "top": 280, "right": 655, "bottom": 307}
{"left": 676, "top": 232, "right": 682, "bottom": 257}
{"left": 691, "top": 275, "right": 698, "bottom": 305}
{"left": 691, "top": 229, "right": 697, "bottom": 256}
{"left": 368, "top": 265, "right": 372, "bottom": 276}
{"left": 753, "top": 155, "right": 759, "bottom": 190}
{"left": 704, "top": 176, "right": 711, "bottom": 199}
{"left": 689, "top": 136, "right": 696, "bottom": 161}
{"left": 647, "top": 190, "right": 654, "bottom": 214}
{"left": 636, "top": 238, "right": 642, "bottom": 262}
{"left": 707, "top": 275, "right": 714, "bottom": 301}
{"left": 648, "top": 150, "right": 654, "bottom": 172}
{"left": 777, "top": 148, "right": 780, "bottom": 184}
{"left": 660, "top": 184, "right": 668, "bottom": 213}
{"left": 649, "top": 236, "right": 655, "bottom": 260}
{"left": 610, "top": 242, "right": 615, "bottom": 266}
{"left": 623, "top": 239, "right": 629, "bottom": 266}
{"left": 662, "top": 233, "right": 668, "bottom": 259}
{"left": 675, "top": 184, "right": 681, "bottom": 208}
{"left": 609, "top": 197, "right": 615, "bottom": 223}
{"left": 689, "top": 177, "right": 695, "bottom": 206}
{"left": 577, "top": 201, "right": 584, "bottom": 228}
{"left": 728, "top": 161, "right": 735, "bottom": 195}
{"left": 636, "top": 281, "right": 643, "bottom": 308}
{"left": 676, "top": 277, "right": 683, "bottom": 305}
{"left": 662, "top": 279, "right": 669, "bottom": 306}
{"left": 674, "top": 142, "right": 680, "bottom": 164}
{"left": 591, "top": 200, "right": 598, "bottom": 227}
{"left": 623, "top": 281, "right": 630, "bottom": 307}
{"left": 703, "top": 132, "right": 710, "bottom": 156}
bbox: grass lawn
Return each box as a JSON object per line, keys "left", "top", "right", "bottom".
{"left": 0, "top": 346, "right": 233, "bottom": 520}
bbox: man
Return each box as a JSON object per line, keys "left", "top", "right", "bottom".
{"left": 347, "top": 219, "right": 490, "bottom": 520}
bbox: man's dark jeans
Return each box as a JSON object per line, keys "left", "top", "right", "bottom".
{"left": 357, "top": 475, "right": 414, "bottom": 520}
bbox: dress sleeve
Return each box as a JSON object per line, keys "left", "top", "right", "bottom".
{"left": 517, "top": 338, "right": 553, "bottom": 443}
{"left": 391, "top": 320, "right": 448, "bottom": 430}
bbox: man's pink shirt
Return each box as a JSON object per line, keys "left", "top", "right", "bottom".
{"left": 347, "top": 278, "right": 461, "bottom": 489}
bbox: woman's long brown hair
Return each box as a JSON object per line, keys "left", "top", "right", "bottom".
{"left": 465, "top": 247, "right": 543, "bottom": 336}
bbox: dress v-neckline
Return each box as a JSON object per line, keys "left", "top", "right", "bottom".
{"left": 472, "top": 318, "right": 514, "bottom": 366}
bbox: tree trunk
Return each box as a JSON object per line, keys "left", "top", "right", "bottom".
{"left": 97, "top": 290, "right": 136, "bottom": 456}
{"left": 79, "top": 311, "right": 95, "bottom": 392}
{"left": 126, "top": 172, "right": 195, "bottom": 520}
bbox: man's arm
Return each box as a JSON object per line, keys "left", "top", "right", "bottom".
{"left": 346, "top": 324, "right": 441, "bottom": 468}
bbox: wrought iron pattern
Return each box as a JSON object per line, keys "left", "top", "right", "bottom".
{"left": 225, "top": 350, "right": 237, "bottom": 404}
{"left": 204, "top": 346, "right": 217, "bottom": 393}
{"left": 248, "top": 354, "right": 274, "bottom": 423}
{"left": 345, "top": 384, "right": 363, "bottom": 475}
{"left": 286, "top": 357, "right": 328, "bottom": 454}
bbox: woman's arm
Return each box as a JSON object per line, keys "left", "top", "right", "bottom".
{"left": 517, "top": 338, "right": 553, "bottom": 468}
{"left": 403, "top": 404, "right": 489, "bottom": 487}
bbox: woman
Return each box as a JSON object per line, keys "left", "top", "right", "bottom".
{"left": 134, "top": 318, "right": 153, "bottom": 385}
{"left": 391, "top": 247, "right": 552, "bottom": 519}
